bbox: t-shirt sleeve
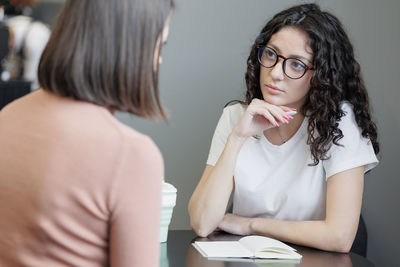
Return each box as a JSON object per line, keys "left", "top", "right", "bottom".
{"left": 206, "top": 104, "right": 242, "bottom": 166}
{"left": 109, "top": 135, "right": 163, "bottom": 267}
{"left": 322, "top": 103, "right": 379, "bottom": 179}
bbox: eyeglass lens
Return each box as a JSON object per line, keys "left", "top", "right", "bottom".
{"left": 258, "top": 47, "right": 308, "bottom": 79}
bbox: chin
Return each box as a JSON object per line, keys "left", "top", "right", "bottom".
{"left": 262, "top": 94, "right": 286, "bottom": 106}
{"left": 262, "top": 92, "right": 305, "bottom": 108}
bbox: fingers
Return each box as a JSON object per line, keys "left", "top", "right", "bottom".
{"left": 268, "top": 106, "right": 291, "bottom": 125}
{"left": 280, "top": 105, "right": 297, "bottom": 112}
{"left": 248, "top": 99, "right": 296, "bottom": 127}
{"left": 252, "top": 106, "right": 280, "bottom": 127}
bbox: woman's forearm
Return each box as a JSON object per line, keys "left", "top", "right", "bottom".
{"left": 249, "top": 217, "right": 358, "bottom": 253}
{"left": 188, "top": 134, "right": 246, "bottom": 237}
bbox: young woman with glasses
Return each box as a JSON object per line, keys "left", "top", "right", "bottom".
{"left": 189, "top": 3, "right": 379, "bottom": 253}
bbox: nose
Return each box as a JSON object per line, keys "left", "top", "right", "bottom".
{"left": 269, "top": 59, "right": 285, "bottom": 81}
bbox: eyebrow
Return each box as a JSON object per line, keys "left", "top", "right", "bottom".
{"left": 268, "top": 44, "right": 313, "bottom": 64}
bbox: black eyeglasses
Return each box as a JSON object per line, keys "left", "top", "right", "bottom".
{"left": 257, "top": 46, "right": 313, "bottom": 79}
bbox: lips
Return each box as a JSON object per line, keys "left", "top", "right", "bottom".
{"left": 264, "top": 84, "right": 284, "bottom": 94}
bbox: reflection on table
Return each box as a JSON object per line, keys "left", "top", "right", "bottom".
{"left": 160, "top": 230, "right": 375, "bottom": 267}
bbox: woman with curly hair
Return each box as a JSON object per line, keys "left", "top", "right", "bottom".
{"left": 189, "top": 3, "right": 379, "bottom": 253}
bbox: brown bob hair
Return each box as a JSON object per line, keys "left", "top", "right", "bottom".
{"left": 38, "top": 0, "right": 174, "bottom": 119}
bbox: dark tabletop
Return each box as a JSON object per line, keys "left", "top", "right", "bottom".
{"left": 160, "top": 230, "right": 375, "bottom": 267}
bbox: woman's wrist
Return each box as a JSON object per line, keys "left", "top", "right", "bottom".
{"left": 248, "top": 217, "right": 257, "bottom": 235}
{"left": 227, "top": 132, "right": 247, "bottom": 148}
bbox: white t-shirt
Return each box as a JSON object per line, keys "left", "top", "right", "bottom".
{"left": 207, "top": 102, "right": 378, "bottom": 221}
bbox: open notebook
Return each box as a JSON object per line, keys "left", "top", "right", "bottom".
{"left": 193, "top": 235, "right": 302, "bottom": 261}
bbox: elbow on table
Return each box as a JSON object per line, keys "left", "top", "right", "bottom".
{"left": 327, "top": 230, "right": 355, "bottom": 253}
{"left": 188, "top": 204, "right": 216, "bottom": 237}
{"left": 189, "top": 211, "right": 216, "bottom": 237}
{"left": 192, "top": 227, "right": 211, "bottom": 238}
{"left": 331, "top": 240, "right": 352, "bottom": 253}
{"left": 190, "top": 219, "right": 214, "bottom": 238}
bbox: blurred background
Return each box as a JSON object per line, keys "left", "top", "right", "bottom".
{"left": 7, "top": 0, "right": 400, "bottom": 266}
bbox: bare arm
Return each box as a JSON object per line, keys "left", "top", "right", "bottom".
{"left": 188, "top": 134, "right": 244, "bottom": 237}
{"left": 218, "top": 166, "right": 364, "bottom": 252}
{"left": 188, "top": 99, "right": 293, "bottom": 237}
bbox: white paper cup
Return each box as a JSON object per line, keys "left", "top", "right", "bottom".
{"left": 159, "top": 242, "right": 168, "bottom": 267}
{"left": 160, "top": 182, "right": 177, "bottom": 243}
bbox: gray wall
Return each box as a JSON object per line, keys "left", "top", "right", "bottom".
{"left": 37, "top": 0, "right": 400, "bottom": 266}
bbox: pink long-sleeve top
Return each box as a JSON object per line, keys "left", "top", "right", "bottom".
{"left": 0, "top": 89, "right": 163, "bottom": 267}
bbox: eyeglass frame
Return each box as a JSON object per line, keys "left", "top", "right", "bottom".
{"left": 256, "top": 45, "right": 314, "bottom": 79}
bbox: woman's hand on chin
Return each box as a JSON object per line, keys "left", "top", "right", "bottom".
{"left": 232, "top": 99, "right": 295, "bottom": 139}
{"left": 217, "top": 213, "right": 253, "bottom": 236}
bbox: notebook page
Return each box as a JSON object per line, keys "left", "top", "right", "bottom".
{"left": 193, "top": 241, "right": 253, "bottom": 258}
{"left": 239, "top": 236, "right": 296, "bottom": 254}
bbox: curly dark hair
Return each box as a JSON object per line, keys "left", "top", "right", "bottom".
{"left": 244, "top": 3, "right": 379, "bottom": 165}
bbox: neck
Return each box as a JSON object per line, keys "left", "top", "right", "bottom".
{"left": 264, "top": 113, "right": 305, "bottom": 145}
